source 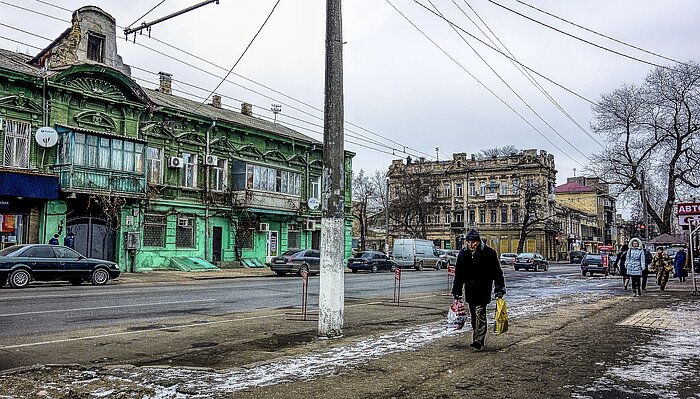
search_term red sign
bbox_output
[394,267,401,281]
[447,265,455,277]
[602,254,609,267]
[678,203,700,215]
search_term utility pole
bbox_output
[318,0,345,337]
[641,169,649,240]
[385,177,389,254]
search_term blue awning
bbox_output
[248,208,299,216]
[0,170,59,199]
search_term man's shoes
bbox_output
[469,341,483,350]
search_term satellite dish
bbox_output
[307,197,320,210]
[35,127,59,148]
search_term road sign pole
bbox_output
[690,223,700,296]
[393,267,401,305]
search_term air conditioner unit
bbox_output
[204,154,218,166]
[177,217,192,227]
[169,156,184,168]
[258,222,269,231]
[305,221,316,231]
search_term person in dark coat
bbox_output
[63,231,75,249]
[452,229,506,350]
[613,244,629,290]
[48,234,59,245]
[674,249,687,282]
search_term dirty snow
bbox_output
[572,300,700,399]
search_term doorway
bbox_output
[212,226,222,262]
[66,216,116,261]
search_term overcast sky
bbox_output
[3,0,700,185]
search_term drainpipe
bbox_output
[204,119,215,262]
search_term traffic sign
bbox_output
[678,203,700,226]
[447,265,455,277]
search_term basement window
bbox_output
[87,32,105,63]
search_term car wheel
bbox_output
[534,263,539,272]
[582,270,587,277]
[415,261,423,271]
[9,269,31,288]
[371,264,378,273]
[589,271,594,277]
[70,279,83,286]
[351,269,359,274]
[91,268,110,285]
[500,260,506,265]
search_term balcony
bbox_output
[232,189,301,213]
[450,221,465,230]
[55,165,146,197]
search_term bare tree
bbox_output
[516,181,553,254]
[352,169,375,251]
[588,62,700,234]
[478,145,519,159]
[388,166,440,239]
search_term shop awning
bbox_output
[248,207,299,216]
[0,170,59,199]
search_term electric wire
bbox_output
[426,0,591,160]
[193,0,281,112]
[386,0,583,166]
[16,0,438,161]
[515,0,689,67]
[127,0,167,29]
[456,0,604,148]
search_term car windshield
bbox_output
[356,252,375,259]
[502,253,516,257]
[0,245,27,257]
[281,249,301,256]
[585,254,602,260]
[519,253,535,258]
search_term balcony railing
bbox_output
[450,221,465,230]
[232,189,301,212]
[55,165,146,197]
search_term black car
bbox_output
[514,252,549,271]
[267,249,320,276]
[0,244,121,288]
[569,250,586,264]
[580,254,607,276]
[347,250,397,273]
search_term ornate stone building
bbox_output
[387,149,558,259]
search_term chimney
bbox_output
[241,102,253,116]
[158,72,172,95]
[211,94,222,108]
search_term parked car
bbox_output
[499,253,517,266]
[514,252,549,271]
[268,249,320,276]
[580,253,607,276]
[436,249,457,269]
[0,244,121,289]
[392,239,441,271]
[569,250,586,264]
[347,250,397,273]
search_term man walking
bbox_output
[452,229,506,350]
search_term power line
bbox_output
[386,0,583,166]
[126,0,167,29]
[426,0,591,160]
[455,0,604,148]
[515,0,689,67]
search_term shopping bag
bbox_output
[447,299,467,329]
[494,297,508,335]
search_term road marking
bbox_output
[0,294,443,350]
[0,299,216,317]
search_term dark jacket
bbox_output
[48,237,59,245]
[451,242,505,305]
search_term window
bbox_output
[182,152,197,188]
[511,178,520,195]
[445,212,451,224]
[144,214,166,247]
[479,209,486,224]
[501,207,508,224]
[52,246,80,259]
[443,183,451,198]
[426,214,433,224]
[479,182,486,196]
[455,183,463,197]
[468,181,476,196]
[212,158,227,192]
[147,147,163,184]
[468,210,475,225]
[25,246,55,258]
[87,32,105,62]
[238,229,253,249]
[490,209,497,223]
[175,216,195,248]
[512,208,520,224]
[3,119,30,168]
[288,224,301,249]
[66,132,144,173]
[455,211,463,223]
[434,212,440,224]
[310,175,321,199]
[500,181,508,195]
[242,162,301,195]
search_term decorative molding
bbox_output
[64,77,126,102]
[73,110,117,132]
[0,94,43,114]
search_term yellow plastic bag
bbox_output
[494,297,508,335]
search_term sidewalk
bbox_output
[114,267,277,283]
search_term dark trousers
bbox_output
[631,275,642,292]
[468,302,488,345]
[641,273,648,289]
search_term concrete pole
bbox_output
[318,0,345,337]
[385,177,389,254]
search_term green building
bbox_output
[0,6,353,271]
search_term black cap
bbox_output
[464,229,481,242]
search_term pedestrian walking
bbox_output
[674,249,687,282]
[63,231,75,249]
[48,234,59,245]
[651,246,673,291]
[613,244,629,290]
[625,238,646,297]
[641,246,652,290]
[452,229,506,350]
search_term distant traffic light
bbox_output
[639,223,646,238]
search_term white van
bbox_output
[392,239,440,271]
